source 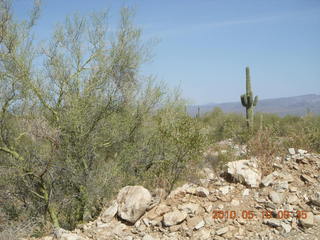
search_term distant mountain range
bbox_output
[188,94,320,117]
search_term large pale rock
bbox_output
[117,186,152,223]
[226,159,261,188]
[163,210,187,226]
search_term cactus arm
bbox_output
[241,94,247,107]
[253,96,258,107]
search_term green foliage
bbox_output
[201,107,320,153]
[240,67,258,129]
[0,1,207,235]
[202,107,248,143]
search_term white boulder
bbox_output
[226,159,261,188]
[117,186,152,223]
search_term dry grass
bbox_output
[246,128,284,176]
[0,218,43,240]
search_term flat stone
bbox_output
[169,225,180,232]
[142,234,154,240]
[314,215,320,224]
[289,186,297,192]
[269,191,284,204]
[187,216,204,230]
[111,222,127,237]
[261,173,274,187]
[263,219,281,228]
[310,192,320,207]
[288,148,295,155]
[195,187,209,197]
[299,212,314,228]
[195,220,205,230]
[273,162,282,169]
[163,210,187,227]
[146,204,171,220]
[178,203,200,215]
[192,228,211,240]
[273,181,289,192]
[298,149,307,155]
[264,201,277,209]
[287,194,298,204]
[231,199,240,206]
[216,226,229,236]
[219,186,234,195]
[301,174,316,184]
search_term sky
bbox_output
[13,0,320,105]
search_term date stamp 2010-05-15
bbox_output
[212,210,308,220]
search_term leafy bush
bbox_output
[0,1,207,235]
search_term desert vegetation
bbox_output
[201,107,320,174]
[0,1,207,236]
[1,1,319,239]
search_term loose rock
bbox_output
[226,159,261,188]
[163,210,187,227]
[117,186,152,223]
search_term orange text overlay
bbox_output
[212,210,308,220]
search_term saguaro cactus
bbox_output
[240,67,258,129]
[196,106,200,118]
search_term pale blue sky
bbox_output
[14,0,320,104]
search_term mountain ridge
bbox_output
[189,94,320,117]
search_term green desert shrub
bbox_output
[0,1,207,235]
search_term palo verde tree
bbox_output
[240,67,258,129]
[0,0,207,232]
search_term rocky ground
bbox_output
[28,146,320,240]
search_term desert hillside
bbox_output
[23,144,320,240]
